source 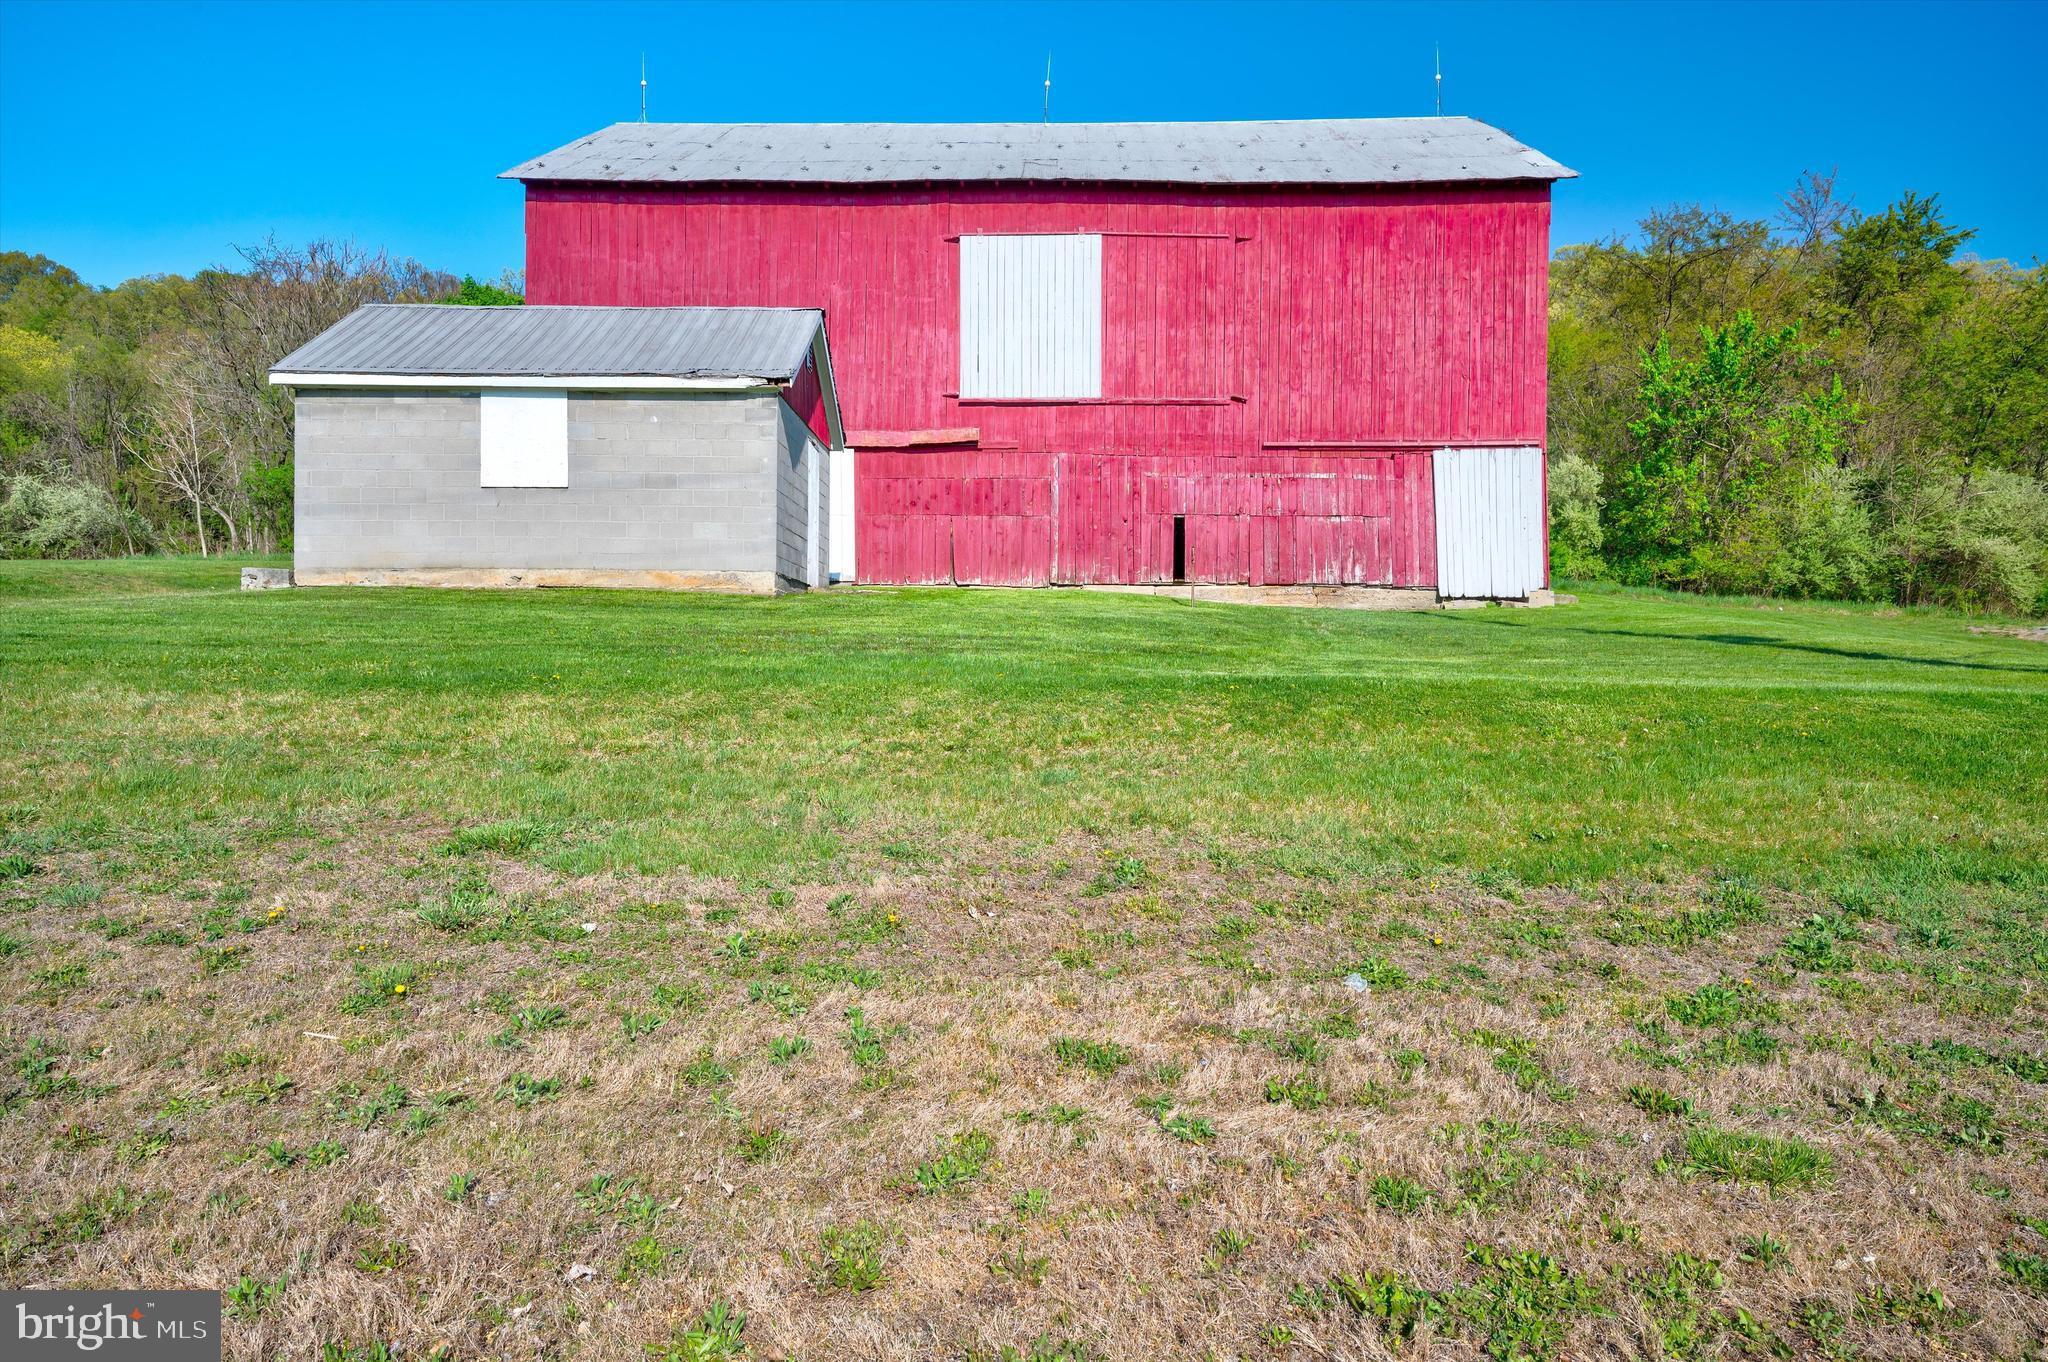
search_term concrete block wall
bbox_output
[773,398,829,591]
[294,390,800,589]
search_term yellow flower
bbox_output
[393,984,407,994]
[886,912,901,926]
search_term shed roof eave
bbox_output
[267,372,785,391]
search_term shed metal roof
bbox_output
[271,304,826,380]
[501,117,1574,187]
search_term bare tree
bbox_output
[1777,169,1854,253]
[172,239,457,551]
[140,354,240,555]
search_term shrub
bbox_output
[0,471,133,558]
[1547,451,1606,579]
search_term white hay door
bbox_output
[1432,447,1547,599]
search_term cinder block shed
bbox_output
[270,304,843,593]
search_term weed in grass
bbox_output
[500,1073,562,1108]
[988,1249,1051,1286]
[914,1128,995,1193]
[439,820,549,857]
[814,1220,889,1292]
[338,1199,380,1228]
[1738,1233,1787,1267]
[0,852,38,879]
[1209,1227,1252,1265]
[681,1047,735,1088]
[2001,1250,2048,1292]
[1264,1072,1329,1111]
[345,1082,410,1128]
[1013,1188,1050,1215]
[649,1302,747,1361]
[1259,1029,1326,1063]
[225,1271,287,1320]
[1084,855,1150,896]
[442,1172,479,1203]
[1050,1036,1132,1077]
[965,1336,1102,1362]
[1,1186,147,1273]
[1393,1048,1427,1081]
[33,960,90,999]
[738,1125,789,1164]
[618,1234,672,1282]
[340,962,421,1014]
[1331,1269,1443,1345]
[1902,1037,2048,1083]
[1782,913,1860,973]
[1681,1127,1831,1192]
[352,1240,410,1274]
[621,1011,664,1042]
[769,1036,811,1064]
[1471,1029,1575,1102]
[1370,1174,1430,1215]
[843,1007,887,1071]
[652,980,706,1014]
[1017,1104,1094,1149]
[1841,1087,2004,1150]
[1633,1252,1727,1359]
[1626,1085,1695,1119]
[1160,1112,1217,1144]
[1350,955,1411,991]
[1666,981,1778,1028]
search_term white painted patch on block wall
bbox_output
[1432,446,1547,599]
[480,389,569,488]
[829,447,856,582]
[959,234,1102,399]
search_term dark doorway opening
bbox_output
[1171,516,1187,584]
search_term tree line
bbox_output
[2,182,2044,612]
[0,243,518,558]
[1549,173,2046,612]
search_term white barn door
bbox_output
[1432,447,1547,599]
[829,447,856,583]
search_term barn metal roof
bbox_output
[271,304,827,380]
[501,117,1575,187]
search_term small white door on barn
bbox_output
[1432,446,1547,599]
[829,447,856,582]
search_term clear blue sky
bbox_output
[2,0,2042,288]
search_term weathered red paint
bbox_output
[857,450,1434,588]
[524,181,1550,586]
[780,350,830,446]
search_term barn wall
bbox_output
[525,180,1549,587]
[526,182,1550,451]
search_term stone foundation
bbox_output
[292,568,786,594]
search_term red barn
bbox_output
[504,117,1574,602]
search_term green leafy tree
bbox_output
[1607,312,1862,594]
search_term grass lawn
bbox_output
[2,557,2045,1360]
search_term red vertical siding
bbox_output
[780,351,830,446]
[525,180,1546,586]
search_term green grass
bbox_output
[2,557,2043,895]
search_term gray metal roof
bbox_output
[501,116,1575,187]
[271,304,825,380]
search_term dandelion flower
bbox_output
[393,984,407,995]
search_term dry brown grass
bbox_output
[4,827,2046,1360]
